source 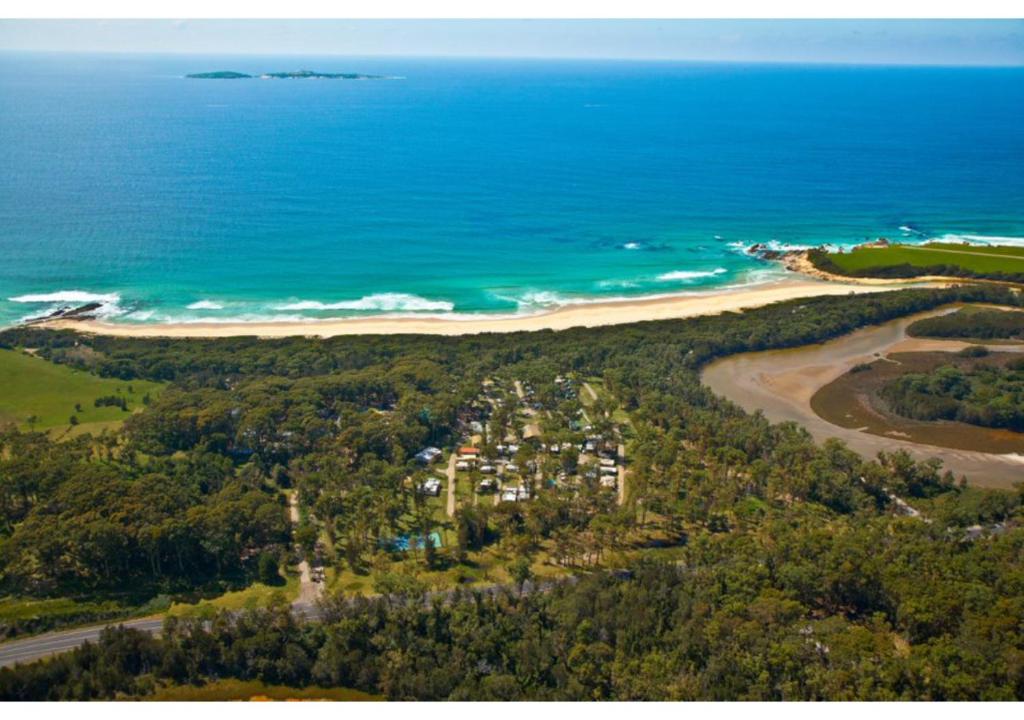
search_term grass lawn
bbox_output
[0,596,135,638]
[150,679,380,701]
[584,376,635,437]
[820,242,1024,277]
[325,542,570,598]
[166,573,299,618]
[0,348,164,432]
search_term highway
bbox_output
[0,616,165,668]
[0,574,597,669]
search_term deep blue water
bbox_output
[1,53,1022,325]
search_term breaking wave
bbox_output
[8,289,125,321]
[926,233,1024,248]
[657,268,728,282]
[596,279,641,289]
[9,290,121,305]
[186,300,225,310]
[273,293,455,313]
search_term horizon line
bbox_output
[1,48,1022,69]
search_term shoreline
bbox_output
[30,276,943,339]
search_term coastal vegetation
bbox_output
[811,350,1024,455]
[880,360,1024,432]
[807,242,1024,283]
[148,679,380,701]
[1,283,1023,699]
[908,306,1024,341]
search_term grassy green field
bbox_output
[166,573,300,618]
[817,242,1024,278]
[150,679,381,701]
[0,348,164,432]
[0,596,141,639]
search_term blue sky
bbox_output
[0,19,1021,66]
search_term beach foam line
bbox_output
[273,293,455,313]
[9,289,127,322]
[927,233,1024,247]
[9,290,121,304]
[596,279,641,289]
[186,300,225,310]
[657,268,728,282]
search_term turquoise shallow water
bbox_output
[1,53,1022,326]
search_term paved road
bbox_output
[2,494,329,668]
[0,616,165,668]
[0,569,622,669]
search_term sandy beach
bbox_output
[35,277,937,339]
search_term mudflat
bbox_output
[812,351,1024,455]
[701,306,1024,488]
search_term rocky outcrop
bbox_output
[22,302,102,325]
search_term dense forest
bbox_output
[4,527,1024,702]
[1,283,1023,700]
[908,307,1024,340]
[880,358,1024,431]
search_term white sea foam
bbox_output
[9,290,121,305]
[514,291,568,307]
[656,268,728,282]
[622,242,642,250]
[124,309,156,321]
[9,289,126,322]
[596,279,641,289]
[186,300,225,310]
[730,239,855,256]
[273,293,454,313]
[926,233,1024,248]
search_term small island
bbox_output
[186,69,384,80]
[185,71,253,79]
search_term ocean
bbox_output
[1,53,1022,326]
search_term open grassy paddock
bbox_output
[817,242,1024,279]
[0,348,164,433]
